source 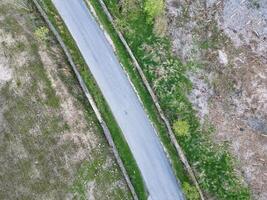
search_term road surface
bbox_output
[52,0,184,199]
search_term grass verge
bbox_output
[37,0,147,199]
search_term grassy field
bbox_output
[0,1,131,199]
[86,0,250,199]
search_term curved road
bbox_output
[52,0,184,199]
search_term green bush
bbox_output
[144,0,164,23]
[173,120,190,137]
[34,26,49,42]
[182,182,199,200]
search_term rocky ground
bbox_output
[0,0,130,199]
[166,0,267,199]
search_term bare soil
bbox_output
[166,0,267,199]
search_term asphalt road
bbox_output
[52,0,184,199]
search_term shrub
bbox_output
[144,0,164,23]
[173,120,190,137]
[182,182,200,200]
[34,26,49,42]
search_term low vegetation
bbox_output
[182,182,200,200]
[91,0,250,199]
[144,0,164,23]
[173,120,190,137]
[34,26,49,42]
